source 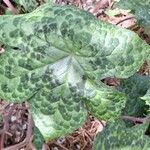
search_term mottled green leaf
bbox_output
[30,85,87,140]
[33,126,45,150]
[94,120,150,150]
[85,81,126,121]
[118,74,150,117]
[0,4,150,140]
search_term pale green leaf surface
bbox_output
[30,85,87,140]
[94,120,150,150]
[85,81,126,121]
[0,4,150,139]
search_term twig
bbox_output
[116,16,135,25]
[3,0,18,14]
[122,116,150,123]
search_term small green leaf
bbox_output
[94,120,150,150]
[141,89,150,114]
[118,74,150,117]
[141,89,150,106]
[33,127,45,150]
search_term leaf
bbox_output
[94,120,150,150]
[0,4,150,140]
[33,126,45,150]
[115,0,145,10]
[142,89,150,106]
[118,74,150,117]
[30,85,87,140]
[115,0,150,34]
[13,0,39,12]
[141,89,150,114]
[13,0,55,12]
[85,81,127,121]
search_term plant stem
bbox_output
[116,16,135,25]
[3,0,17,14]
[122,116,150,123]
